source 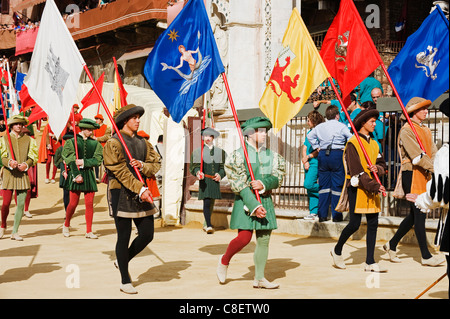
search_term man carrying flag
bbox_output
[259,7,330,133]
[143,0,224,123]
[387,5,449,104]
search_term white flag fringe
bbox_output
[24,0,85,138]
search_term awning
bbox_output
[68,0,167,41]
[117,47,153,62]
[12,0,46,12]
[15,27,39,56]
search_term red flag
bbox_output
[320,0,382,101]
[113,57,127,108]
[18,84,38,112]
[80,72,105,113]
[27,105,48,123]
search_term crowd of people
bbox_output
[0,86,448,295]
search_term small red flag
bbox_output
[28,105,48,123]
[320,0,382,101]
[18,84,38,112]
[80,72,105,113]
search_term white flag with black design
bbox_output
[24,0,85,138]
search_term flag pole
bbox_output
[82,64,154,204]
[352,3,426,154]
[71,109,79,162]
[379,63,426,153]
[200,100,206,174]
[0,92,15,161]
[221,72,261,203]
[328,78,386,197]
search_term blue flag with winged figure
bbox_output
[387,5,449,104]
[144,0,224,123]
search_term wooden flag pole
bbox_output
[328,78,386,197]
[414,273,447,299]
[0,92,15,161]
[200,105,206,174]
[71,109,79,161]
[379,63,427,153]
[83,64,154,204]
[221,72,261,203]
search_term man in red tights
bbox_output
[61,118,103,238]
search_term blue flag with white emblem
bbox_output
[387,5,449,104]
[143,0,224,123]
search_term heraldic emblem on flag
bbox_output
[144,0,224,123]
[387,5,449,103]
[259,8,330,134]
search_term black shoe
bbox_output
[332,216,343,222]
[319,217,328,222]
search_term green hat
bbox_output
[78,118,100,130]
[241,116,272,135]
[113,104,145,129]
[201,127,220,138]
[8,115,28,126]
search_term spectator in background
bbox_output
[302,110,325,221]
[355,74,383,104]
[307,105,353,222]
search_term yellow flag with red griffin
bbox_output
[259,8,330,133]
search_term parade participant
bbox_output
[189,127,226,233]
[307,105,353,222]
[216,116,285,289]
[93,114,111,146]
[93,113,111,181]
[384,97,444,266]
[61,118,103,239]
[332,109,387,272]
[38,124,60,184]
[406,100,449,296]
[0,115,38,240]
[53,131,75,211]
[137,130,161,201]
[103,104,160,294]
[302,110,325,220]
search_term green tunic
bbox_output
[190,145,226,200]
[224,142,285,230]
[0,133,38,190]
[62,135,103,192]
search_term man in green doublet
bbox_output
[216,117,286,289]
[190,127,226,234]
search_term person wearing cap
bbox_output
[307,104,353,222]
[384,97,444,267]
[62,118,103,239]
[406,98,449,296]
[103,104,161,294]
[93,113,111,181]
[189,127,226,234]
[0,115,38,240]
[217,116,286,289]
[38,123,60,184]
[93,114,111,146]
[332,109,387,272]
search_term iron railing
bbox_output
[269,109,448,219]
